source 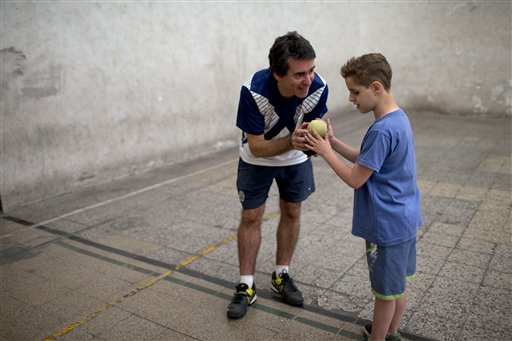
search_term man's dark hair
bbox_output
[268,31,316,77]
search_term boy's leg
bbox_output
[371,298,396,341]
[388,290,408,334]
[366,239,415,338]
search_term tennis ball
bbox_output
[307,119,327,138]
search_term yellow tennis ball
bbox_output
[307,119,327,138]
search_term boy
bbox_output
[305,53,422,341]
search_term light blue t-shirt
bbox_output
[352,109,423,246]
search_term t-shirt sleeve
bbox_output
[304,84,329,123]
[236,86,264,135]
[356,130,390,172]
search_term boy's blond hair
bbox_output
[340,53,392,91]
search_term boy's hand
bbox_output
[326,118,335,143]
[305,128,333,158]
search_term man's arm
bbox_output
[246,123,310,157]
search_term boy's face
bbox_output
[345,76,377,114]
[275,58,315,99]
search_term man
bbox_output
[227,31,329,318]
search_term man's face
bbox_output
[345,76,377,114]
[274,58,315,99]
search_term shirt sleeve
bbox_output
[356,129,390,172]
[236,86,265,135]
[304,84,329,122]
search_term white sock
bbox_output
[275,265,289,275]
[240,275,254,288]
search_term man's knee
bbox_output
[280,201,301,219]
[241,206,265,227]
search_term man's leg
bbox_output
[276,200,301,265]
[271,199,304,306]
[227,204,265,318]
[238,204,265,275]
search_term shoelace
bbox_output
[231,292,247,304]
[231,284,250,303]
[280,273,298,292]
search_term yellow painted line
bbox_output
[264,210,279,221]
[43,270,173,341]
[43,210,279,340]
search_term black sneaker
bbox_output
[271,271,304,306]
[363,324,401,341]
[226,283,257,318]
[363,323,371,336]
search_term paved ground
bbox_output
[1,111,511,341]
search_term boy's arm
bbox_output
[322,152,373,189]
[329,137,359,164]
[305,128,372,189]
[325,119,359,163]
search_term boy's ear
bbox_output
[371,81,383,94]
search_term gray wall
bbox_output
[1,2,511,211]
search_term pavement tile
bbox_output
[489,243,512,273]
[482,269,511,290]
[455,185,489,202]
[311,287,369,315]
[448,248,493,268]
[117,286,198,329]
[79,306,132,335]
[426,222,466,237]
[437,261,486,284]
[330,274,373,300]
[187,306,278,341]
[406,310,464,341]
[152,329,198,340]
[295,264,343,288]
[95,314,167,341]
[2,303,68,341]
[429,182,462,198]
[420,230,460,248]
[1,111,510,341]
[457,237,496,254]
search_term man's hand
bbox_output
[291,122,310,151]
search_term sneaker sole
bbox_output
[271,285,303,306]
[226,295,257,319]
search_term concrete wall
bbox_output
[1,1,510,211]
